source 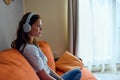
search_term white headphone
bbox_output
[23,13,35,32]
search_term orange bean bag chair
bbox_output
[0,41,96,80]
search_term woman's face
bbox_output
[28,19,42,37]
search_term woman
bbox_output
[11,12,81,80]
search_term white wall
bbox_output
[24,0,68,58]
[0,0,23,50]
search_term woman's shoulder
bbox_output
[24,43,38,52]
[25,43,37,49]
[21,43,40,55]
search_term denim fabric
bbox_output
[61,68,81,80]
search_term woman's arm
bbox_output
[37,69,56,80]
[49,67,63,80]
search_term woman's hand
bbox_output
[49,67,63,80]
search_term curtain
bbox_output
[76,0,120,72]
[68,0,79,55]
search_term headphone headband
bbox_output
[25,13,35,24]
[23,13,35,32]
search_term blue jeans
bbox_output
[61,68,81,80]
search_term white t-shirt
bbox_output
[21,43,50,74]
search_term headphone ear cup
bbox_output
[23,23,31,32]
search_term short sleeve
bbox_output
[22,44,45,72]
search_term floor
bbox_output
[93,72,120,80]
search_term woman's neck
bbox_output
[28,34,34,44]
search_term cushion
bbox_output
[55,51,84,72]
[38,41,56,71]
[55,51,97,80]
[81,68,97,80]
[0,49,39,80]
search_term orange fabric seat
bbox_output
[0,41,96,80]
[0,49,39,80]
[0,41,56,80]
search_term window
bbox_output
[77,0,120,72]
